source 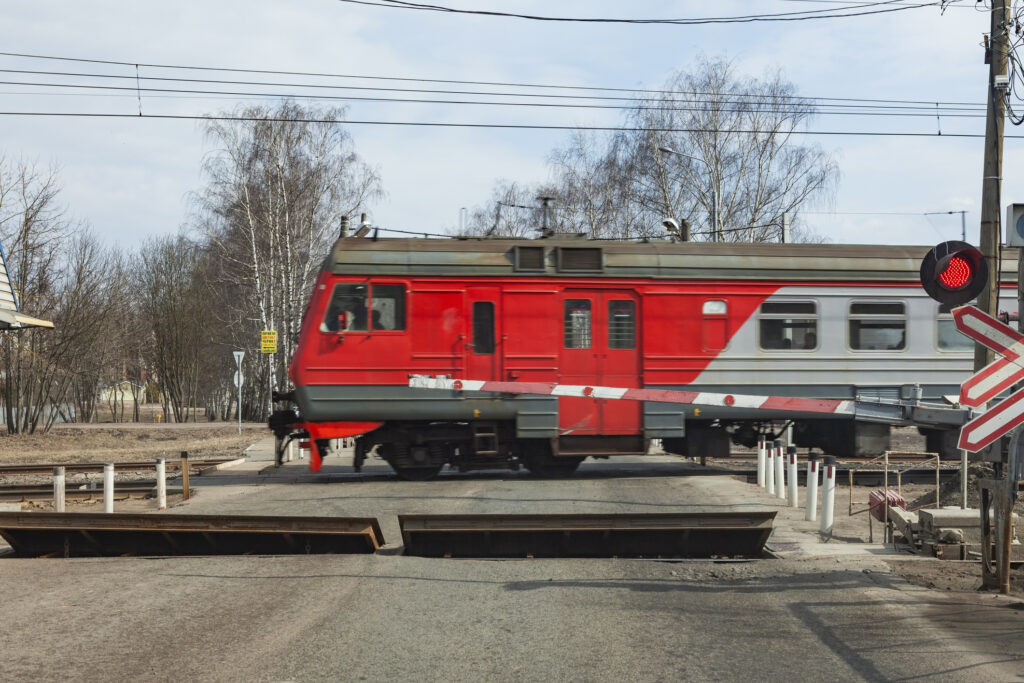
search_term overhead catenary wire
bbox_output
[336,0,954,24]
[0,74,989,118]
[1,110,1022,138]
[0,52,988,110]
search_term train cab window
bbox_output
[321,283,405,333]
[564,299,592,349]
[759,301,818,350]
[937,314,971,351]
[608,300,636,349]
[849,302,905,350]
[370,284,406,331]
[322,283,368,332]
[472,302,495,354]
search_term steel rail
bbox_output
[0,458,238,476]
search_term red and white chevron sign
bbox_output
[408,375,856,417]
[954,305,1024,451]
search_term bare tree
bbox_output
[194,102,384,419]
[0,158,123,432]
[540,57,838,242]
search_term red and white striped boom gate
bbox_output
[408,375,856,418]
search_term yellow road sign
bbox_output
[261,330,278,354]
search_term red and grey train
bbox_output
[272,236,1011,479]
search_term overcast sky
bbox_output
[2,0,1018,247]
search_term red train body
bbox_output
[273,237,999,478]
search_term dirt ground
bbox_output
[0,423,266,465]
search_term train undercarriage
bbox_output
[279,417,963,481]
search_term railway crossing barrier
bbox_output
[156,459,167,510]
[805,452,820,522]
[774,440,786,501]
[757,438,767,488]
[103,464,114,514]
[787,446,799,508]
[821,456,837,536]
[52,467,64,513]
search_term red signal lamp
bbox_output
[920,240,988,306]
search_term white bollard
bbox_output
[787,446,799,508]
[774,440,786,500]
[820,455,836,536]
[53,466,65,513]
[103,463,114,514]
[765,441,776,495]
[156,458,167,510]
[756,438,767,488]
[805,452,820,522]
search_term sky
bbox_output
[0,0,1019,247]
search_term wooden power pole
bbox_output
[977,0,1013,593]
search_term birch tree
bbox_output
[195,102,383,419]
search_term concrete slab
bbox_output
[919,507,1020,532]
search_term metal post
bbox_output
[781,212,791,243]
[180,451,190,501]
[821,456,836,537]
[53,466,65,513]
[961,449,968,510]
[805,452,819,522]
[156,458,167,510]
[787,446,799,508]
[774,440,786,501]
[765,442,776,495]
[756,438,766,488]
[268,354,273,419]
[103,463,114,513]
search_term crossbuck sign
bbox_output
[954,305,1024,451]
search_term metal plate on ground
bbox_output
[0,512,385,557]
[398,512,776,559]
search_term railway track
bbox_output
[0,483,182,502]
[0,457,240,477]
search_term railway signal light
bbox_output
[919,240,988,306]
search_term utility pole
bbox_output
[977,0,1013,594]
[977,0,1009,373]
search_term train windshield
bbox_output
[321,283,406,332]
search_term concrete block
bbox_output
[918,507,1020,534]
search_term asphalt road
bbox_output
[1,451,1022,682]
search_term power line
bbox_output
[0,51,986,109]
[336,0,947,24]
[1,110,1021,138]
[0,76,988,119]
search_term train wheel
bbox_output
[393,465,443,481]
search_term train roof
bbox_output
[326,237,1018,283]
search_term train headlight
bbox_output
[920,240,988,306]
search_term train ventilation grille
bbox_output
[514,245,546,271]
[557,247,603,272]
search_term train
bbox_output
[270,235,1014,479]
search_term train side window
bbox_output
[371,284,406,330]
[322,283,368,332]
[849,301,905,350]
[936,314,971,351]
[564,299,592,349]
[759,301,817,350]
[472,302,495,354]
[608,300,636,349]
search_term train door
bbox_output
[559,290,641,435]
[464,286,501,380]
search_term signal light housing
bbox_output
[919,240,988,306]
